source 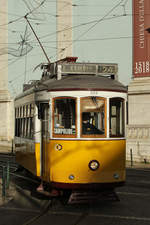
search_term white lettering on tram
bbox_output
[54,128,73,134]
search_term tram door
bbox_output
[38,103,50,180]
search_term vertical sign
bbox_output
[133,0,150,77]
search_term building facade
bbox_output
[127,0,150,162]
[0,0,14,151]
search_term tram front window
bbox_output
[53,98,76,136]
[81,97,105,136]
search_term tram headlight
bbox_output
[69,174,75,180]
[113,173,119,179]
[89,160,99,171]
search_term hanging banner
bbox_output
[133,0,150,77]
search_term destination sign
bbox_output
[61,64,96,74]
[60,63,117,75]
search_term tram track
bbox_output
[2,207,150,224]
[1,186,150,225]
[21,200,52,225]
[89,213,150,222]
[46,211,150,223]
[117,191,150,197]
[1,154,150,225]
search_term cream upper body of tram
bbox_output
[15,58,127,190]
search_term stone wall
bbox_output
[127,77,150,163]
[126,125,150,163]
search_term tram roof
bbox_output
[15,75,127,101]
[43,75,127,93]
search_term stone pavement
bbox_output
[0,161,149,208]
[1,167,150,225]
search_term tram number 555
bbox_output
[90,91,98,95]
[134,61,150,74]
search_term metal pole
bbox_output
[11,139,14,154]
[6,161,10,189]
[130,148,133,167]
[2,166,6,198]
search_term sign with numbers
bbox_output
[133,0,150,77]
[60,63,117,76]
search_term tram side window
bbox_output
[81,97,105,136]
[109,98,125,137]
[53,98,76,136]
[15,105,34,139]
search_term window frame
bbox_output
[52,97,77,138]
[80,97,107,138]
[109,97,125,138]
[15,104,34,140]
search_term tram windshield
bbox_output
[81,97,105,136]
[53,97,76,136]
[110,98,125,137]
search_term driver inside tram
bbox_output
[82,112,104,135]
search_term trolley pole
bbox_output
[24,15,50,64]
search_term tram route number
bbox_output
[98,65,116,74]
[134,61,150,74]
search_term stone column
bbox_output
[0,0,14,151]
[56,0,72,60]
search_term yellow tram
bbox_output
[14,57,127,194]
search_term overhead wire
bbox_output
[32,13,131,42]
[0,16,25,27]
[9,67,34,83]
[29,35,132,44]
[7,1,130,51]
[0,56,23,73]
[25,0,47,17]
[3,0,130,42]
[4,0,47,95]
[0,0,47,27]
[8,1,131,60]
[72,0,127,39]
[23,0,47,21]
[0,0,47,61]
[7,0,131,95]
[54,0,128,58]
[0,10,23,18]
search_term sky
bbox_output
[5,0,132,97]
